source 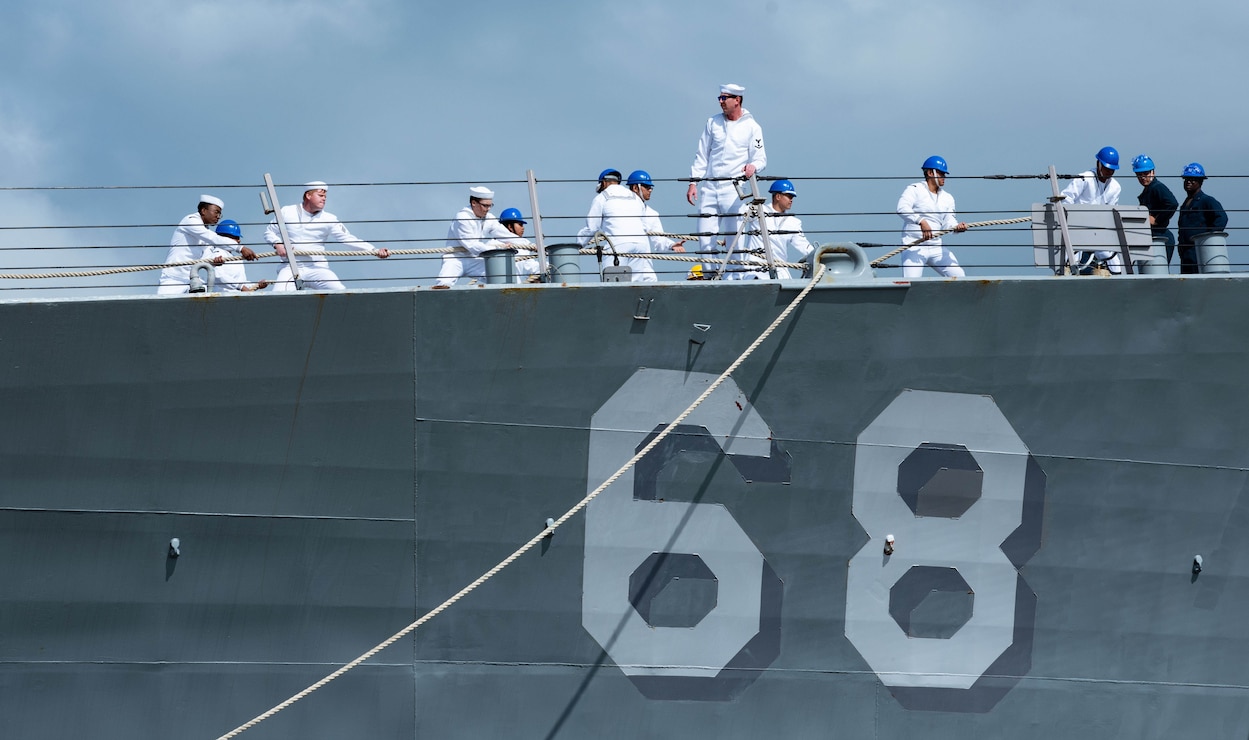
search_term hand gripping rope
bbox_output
[868,217,1031,267]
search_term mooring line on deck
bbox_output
[212,263,828,739]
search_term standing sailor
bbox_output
[265,182,389,291]
[896,156,968,278]
[626,170,686,281]
[436,186,514,288]
[159,194,255,294]
[687,84,767,268]
[1131,154,1179,267]
[1176,162,1229,275]
[578,168,652,282]
[733,179,813,280]
[1060,146,1122,274]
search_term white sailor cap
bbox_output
[199,194,224,209]
[469,186,495,200]
[720,83,745,96]
[303,181,328,193]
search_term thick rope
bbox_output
[0,245,537,281]
[213,262,828,739]
[869,217,1031,267]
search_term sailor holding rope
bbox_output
[158,194,256,294]
[435,186,514,288]
[265,182,389,291]
[896,156,968,277]
[733,179,813,280]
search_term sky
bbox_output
[1,0,1246,296]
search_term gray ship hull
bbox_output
[2,276,1248,738]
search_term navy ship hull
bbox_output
[2,276,1248,738]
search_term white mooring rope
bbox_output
[213,262,828,739]
[869,217,1031,267]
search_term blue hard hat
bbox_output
[769,179,797,195]
[921,155,949,174]
[626,170,653,187]
[215,219,242,239]
[1096,146,1120,170]
[498,207,526,224]
[1182,162,1207,179]
[1131,155,1155,173]
[597,168,622,183]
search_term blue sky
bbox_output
[1,0,1246,294]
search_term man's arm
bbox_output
[746,120,766,176]
[449,216,501,257]
[1208,195,1229,231]
[578,196,606,247]
[688,119,712,205]
[1156,185,1179,227]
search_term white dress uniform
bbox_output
[438,208,514,287]
[639,204,683,281]
[578,183,654,282]
[690,108,766,263]
[264,205,380,291]
[158,206,240,294]
[897,182,965,278]
[200,244,262,292]
[729,203,814,280]
[1061,170,1123,273]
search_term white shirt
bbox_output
[897,182,960,246]
[577,184,648,252]
[737,202,813,278]
[166,213,240,264]
[445,207,513,257]
[690,110,767,181]
[264,205,376,267]
[1061,170,1121,206]
[642,204,680,252]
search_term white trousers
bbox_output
[273,264,345,291]
[436,253,485,287]
[696,182,740,267]
[902,243,965,278]
[157,265,190,294]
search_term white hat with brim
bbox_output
[199,194,224,209]
[720,83,745,96]
[469,186,495,200]
[303,181,328,193]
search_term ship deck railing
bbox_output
[0,171,1243,299]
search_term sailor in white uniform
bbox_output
[578,169,653,282]
[202,220,269,292]
[159,194,254,294]
[1060,146,1123,273]
[731,179,813,280]
[436,186,514,287]
[265,182,389,291]
[498,207,541,282]
[687,83,767,270]
[626,170,686,282]
[897,155,967,278]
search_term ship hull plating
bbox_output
[2,277,1247,738]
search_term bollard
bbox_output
[1136,237,1169,275]
[546,243,581,284]
[1195,231,1230,274]
[482,247,517,284]
[814,243,871,283]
